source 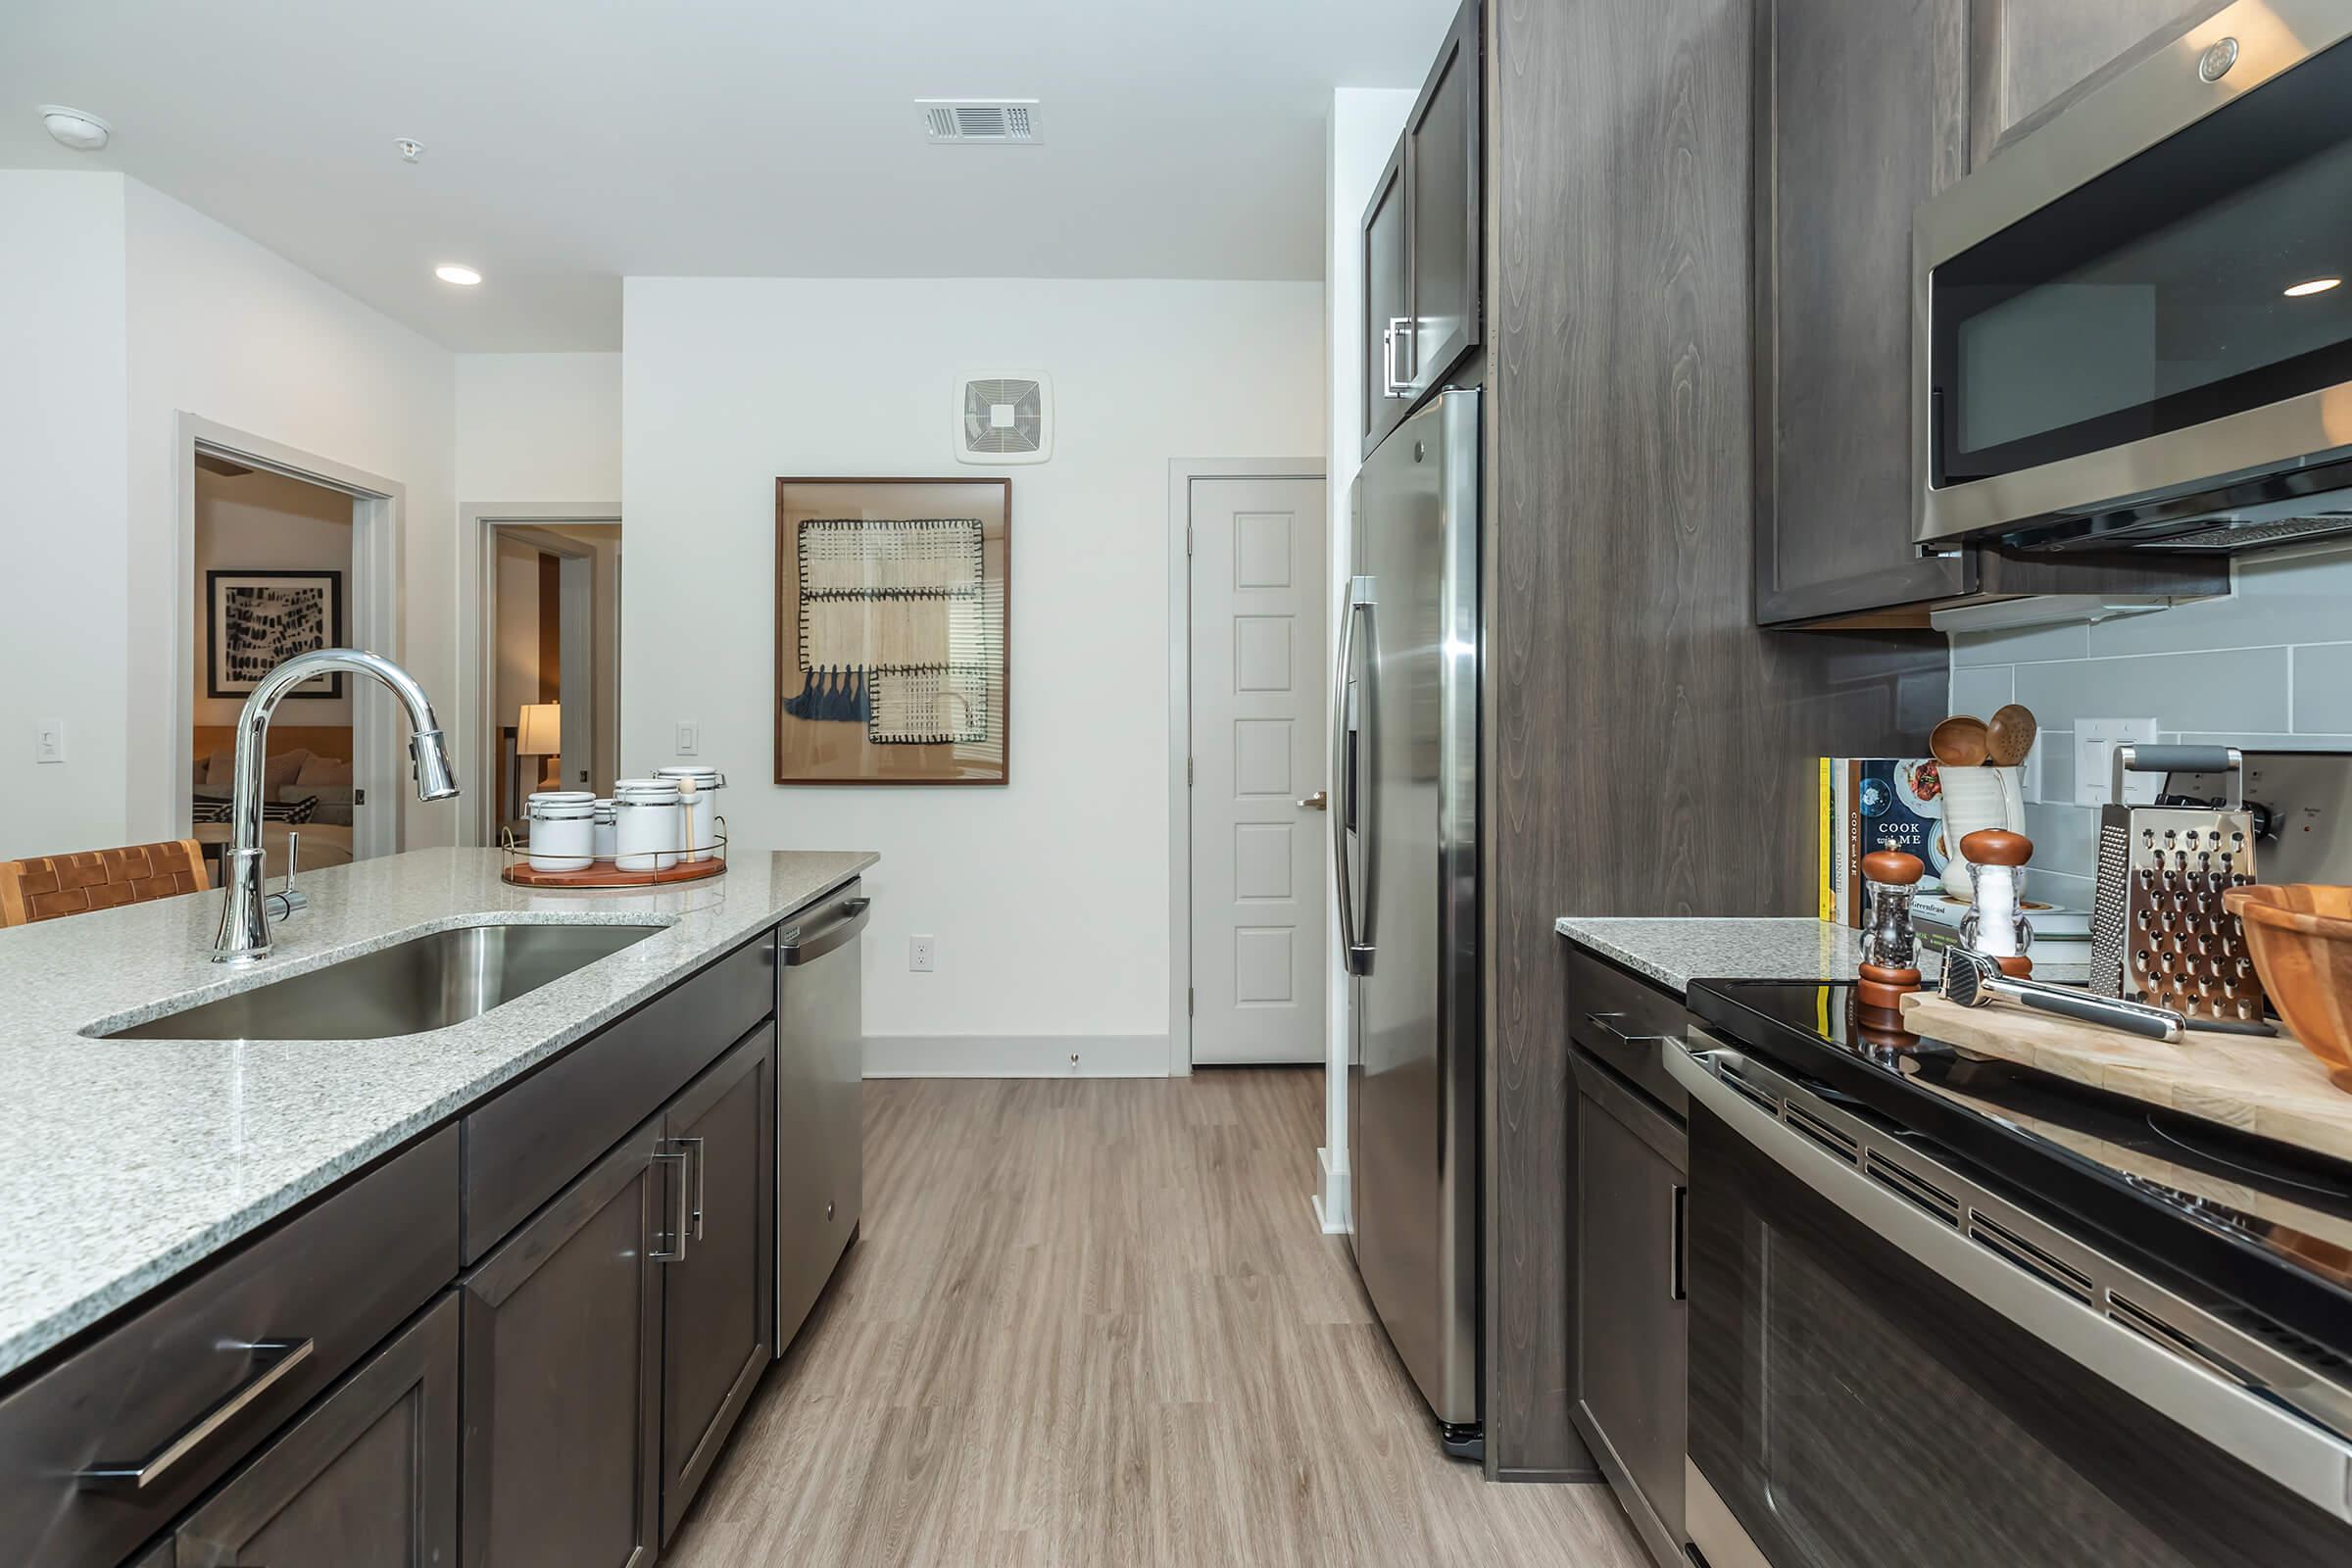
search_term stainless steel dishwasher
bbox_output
[775,879,868,1356]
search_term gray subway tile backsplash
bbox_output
[2012,646,2290,734]
[2292,643,2352,733]
[1945,543,2352,910]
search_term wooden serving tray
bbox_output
[1900,991,2352,1162]
[500,857,726,889]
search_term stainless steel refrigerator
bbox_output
[1334,387,1481,1458]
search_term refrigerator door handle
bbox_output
[1332,574,1376,976]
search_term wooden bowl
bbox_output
[2224,885,2352,1092]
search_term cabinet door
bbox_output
[461,1117,663,1568]
[1754,0,1974,624]
[1969,0,2230,165]
[1404,0,1482,402]
[660,1026,776,1544]
[174,1294,460,1567]
[1573,1061,1689,1565]
[1361,141,1413,460]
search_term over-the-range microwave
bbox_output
[1914,0,2352,555]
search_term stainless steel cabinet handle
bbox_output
[1669,1185,1689,1302]
[1298,790,1329,810]
[1584,1011,1677,1048]
[1382,316,1416,397]
[1665,1039,2352,1525]
[672,1136,708,1241]
[79,1337,315,1492]
[650,1150,691,1262]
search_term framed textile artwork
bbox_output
[206,569,344,700]
[773,477,1009,785]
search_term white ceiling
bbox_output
[1,0,1453,352]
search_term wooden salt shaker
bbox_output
[1961,827,2034,979]
[1857,848,1928,1012]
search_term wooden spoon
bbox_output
[1986,704,2038,767]
[1930,714,1989,768]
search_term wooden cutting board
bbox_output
[1900,991,2352,1163]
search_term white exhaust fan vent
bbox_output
[919,99,1040,143]
[955,371,1053,465]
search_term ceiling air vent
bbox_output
[918,99,1041,144]
[955,371,1053,466]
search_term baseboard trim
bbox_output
[1315,1146,1351,1234]
[862,1033,1171,1078]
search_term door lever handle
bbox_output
[1298,790,1329,810]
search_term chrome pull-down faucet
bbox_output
[215,648,459,962]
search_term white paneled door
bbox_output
[1189,476,1329,1065]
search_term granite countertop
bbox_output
[1555,914,2088,996]
[0,846,875,1379]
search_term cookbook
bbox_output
[1820,758,1950,927]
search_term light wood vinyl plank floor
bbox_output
[664,1068,1647,1568]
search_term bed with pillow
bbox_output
[191,727,357,876]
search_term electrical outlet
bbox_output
[909,935,936,973]
[2075,718,2161,808]
[34,718,64,764]
[675,721,700,756]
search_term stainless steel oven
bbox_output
[1667,1033,2352,1568]
[1913,0,2352,555]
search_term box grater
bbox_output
[2089,745,2264,1026]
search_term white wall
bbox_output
[0,172,129,858]
[1319,89,1417,1224]
[122,178,457,847]
[192,467,355,726]
[623,276,1322,1061]
[455,354,622,503]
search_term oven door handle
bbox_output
[1665,1038,2352,1527]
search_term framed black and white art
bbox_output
[206,569,345,700]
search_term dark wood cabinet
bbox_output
[1753,0,2226,625]
[1967,0,2230,165]
[1359,0,1482,460]
[461,1116,666,1568]
[173,1294,460,1567]
[1573,1050,1690,1568]
[1403,0,1481,397]
[660,1026,777,1544]
[1361,143,1413,458]
[1754,0,1973,624]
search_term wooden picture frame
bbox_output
[206,568,345,700]
[773,476,1010,785]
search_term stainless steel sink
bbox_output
[102,921,665,1041]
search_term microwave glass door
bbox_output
[1931,39,2352,488]
[1685,1085,2351,1568]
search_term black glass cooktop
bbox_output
[1688,979,2352,1364]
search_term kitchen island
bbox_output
[0,845,875,1567]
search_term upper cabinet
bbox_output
[1361,0,1483,460]
[1968,0,2230,163]
[1753,0,2227,625]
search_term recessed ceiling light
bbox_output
[434,264,482,287]
[2284,276,2342,298]
[38,105,110,152]
[395,137,423,163]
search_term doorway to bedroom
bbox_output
[477,519,622,846]
[188,454,379,876]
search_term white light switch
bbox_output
[909,935,936,973]
[675,721,700,756]
[2074,718,2161,807]
[34,718,64,764]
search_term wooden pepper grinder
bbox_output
[1961,827,2034,979]
[1857,848,1928,1013]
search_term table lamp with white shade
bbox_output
[517,703,563,792]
